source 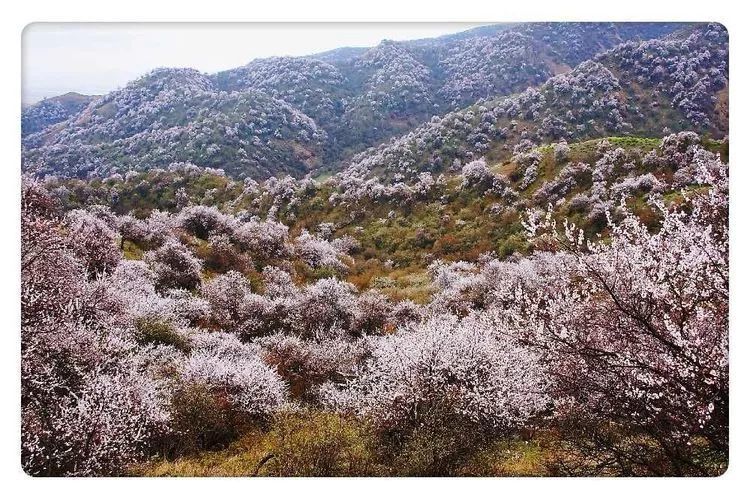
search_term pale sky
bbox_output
[22,23,488,104]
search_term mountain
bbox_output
[21,92,98,136]
[337,23,727,182]
[22,69,326,179]
[217,22,689,161]
[23,22,716,182]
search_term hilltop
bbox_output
[21,91,98,136]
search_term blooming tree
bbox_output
[324,313,550,433]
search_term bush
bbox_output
[324,313,550,447]
[166,382,248,456]
[134,316,191,352]
[204,233,251,273]
[144,238,202,291]
[261,334,370,401]
[262,411,379,476]
[66,209,122,276]
[180,332,287,416]
[176,205,232,240]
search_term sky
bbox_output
[22,23,487,104]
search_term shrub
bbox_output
[167,382,247,455]
[204,233,251,273]
[295,278,356,336]
[180,332,287,416]
[144,238,202,291]
[261,334,370,400]
[134,316,191,352]
[66,209,122,276]
[324,313,550,439]
[351,290,392,335]
[260,411,380,477]
[22,180,171,476]
[176,205,233,240]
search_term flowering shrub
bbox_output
[294,230,351,272]
[181,332,287,416]
[215,56,346,128]
[65,209,122,276]
[324,313,550,433]
[22,24,702,183]
[144,238,203,291]
[176,205,233,239]
[597,23,728,129]
[21,180,172,476]
[231,218,290,261]
[23,359,171,476]
[522,157,728,474]
[261,333,370,400]
[295,278,357,336]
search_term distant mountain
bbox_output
[22,68,327,179]
[24,22,708,181]
[21,92,98,136]
[310,46,369,64]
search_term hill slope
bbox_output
[22,69,326,179]
[21,92,98,136]
[335,23,727,183]
[22,22,700,180]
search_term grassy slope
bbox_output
[133,410,557,477]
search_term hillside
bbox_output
[336,23,727,183]
[21,22,701,180]
[43,131,727,299]
[21,92,98,136]
[22,69,327,179]
[220,22,690,162]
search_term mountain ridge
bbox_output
[23,22,722,182]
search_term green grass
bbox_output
[134,410,383,477]
[122,240,144,260]
[134,317,191,352]
[458,437,550,476]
